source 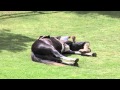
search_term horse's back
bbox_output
[31,37,62,55]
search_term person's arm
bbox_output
[71,36,76,43]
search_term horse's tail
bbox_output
[31,52,65,66]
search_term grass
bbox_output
[0,11,120,79]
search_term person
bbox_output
[56,36,91,53]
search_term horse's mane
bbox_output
[39,35,50,39]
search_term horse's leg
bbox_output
[63,50,82,54]
[31,52,78,66]
[81,52,97,57]
[50,48,79,66]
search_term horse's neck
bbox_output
[50,37,65,52]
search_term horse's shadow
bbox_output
[0,29,35,53]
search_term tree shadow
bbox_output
[0,29,35,53]
[0,11,59,20]
[65,11,120,18]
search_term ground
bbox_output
[0,11,120,79]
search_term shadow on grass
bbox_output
[0,11,59,20]
[0,29,35,53]
[65,11,120,18]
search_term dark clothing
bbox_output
[66,41,87,51]
[71,42,86,51]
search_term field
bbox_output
[0,11,120,79]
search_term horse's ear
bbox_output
[56,36,61,39]
[39,36,43,39]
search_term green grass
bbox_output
[0,11,120,79]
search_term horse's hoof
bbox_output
[75,58,79,63]
[73,62,79,67]
[92,53,97,57]
[73,58,79,67]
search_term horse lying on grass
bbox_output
[31,35,97,67]
[31,35,79,67]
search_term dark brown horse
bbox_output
[31,36,80,67]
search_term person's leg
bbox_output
[79,42,91,53]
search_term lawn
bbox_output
[0,11,120,79]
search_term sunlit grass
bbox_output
[0,11,120,79]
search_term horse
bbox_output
[31,35,80,67]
